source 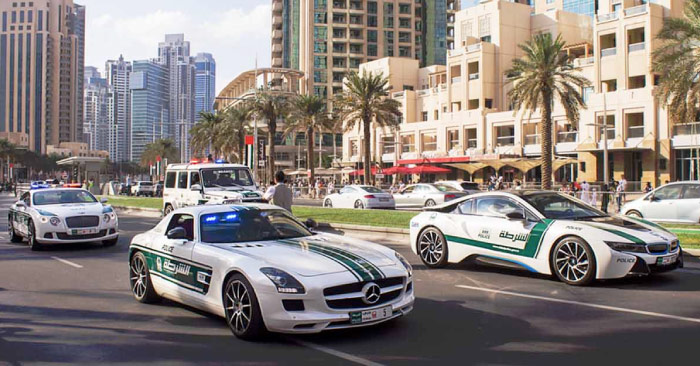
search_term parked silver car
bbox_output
[437,180,481,195]
[393,183,466,208]
[323,185,395,209]
[622,181,700,223]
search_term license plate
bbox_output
[349,305,393,324]
[379,198,389,202]
[657,254,678,266]
[71,228,98,235]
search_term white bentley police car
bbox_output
[9,188,119,250]
[410,191,682,286]
[128,204,414,339]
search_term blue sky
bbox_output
[81,0,480,94]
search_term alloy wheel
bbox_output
[419,230,444,265]
[225,280,252,335]
[130,256,148,299]
[555,240,590,283]
[324,199,332,208]
[354,200,364,209]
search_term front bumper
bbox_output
[258,276,414,334]
[627,248,684,275]
[365,200,395,209]
[35,219,119,244]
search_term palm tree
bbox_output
[335,70,402,184]
[284,94,334,181]
[505,33,590,190]
[252,92,289,180]
[652,0,700,129]
[220,104,253,164]
[140,139,179,168]
[190,111,223,157]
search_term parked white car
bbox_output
[393,183,466,208]
[131,181,155,197]
[437,180,481,195]
[622,181,700,223]
[323,185,395,209]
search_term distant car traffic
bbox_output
[323,185,395,209]
[437,180,481,195]
[131,181,155,197]
[8,188,119,250]
[393,183,466,208]
[622,181,700,223]
[409,191,681,286]
[128,204,414,339]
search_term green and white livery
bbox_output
[128,203,414,340]
[409,191,682,286]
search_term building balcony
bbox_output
[524,134,540,146]
[672,122,700,147]
[272,1,283,13]
[557,131,578,143]
[272,29,283,40]
[451,76,462,84]
[273,14,282,26]
[624,4,648,17]
[272,44,283,53]
[468,73,479,81]
[597,11,619,23]
[601,48,616,57]
[573,57,594,67]
[628,42,645,53]
[392,91,405,99]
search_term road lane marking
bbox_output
[456,284,700,324]
[293,340,385,366]
[51,256,83,269]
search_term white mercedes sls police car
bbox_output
[8,188,119,250]
[409,191,682,286]
[128,204,414,339]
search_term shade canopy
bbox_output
[383,166,411,175]
[404,164,451,174]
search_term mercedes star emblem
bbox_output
[362,282,381,305]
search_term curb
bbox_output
[685,248,700,257]
[316,222,410,235]
[113,206,161,218]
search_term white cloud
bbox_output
[85,4,272,94]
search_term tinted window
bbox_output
[341,187,356,194]
[458,199,473,214]
[361,186,383,193]
[434,184,455,192]
[402,186,415,194]
[166,214,194,241]
[460,182,479,190]
[200,209,311,243]
[682,184,700,199]
[190,172,201,187]
[201,168,254,188]
[165,172,176,188]
[655,185,682,200]
[21,192,30,205]
[475,197,522,217]
[177,172,188,189]
[523,193,604,219]
[33,190,97,206]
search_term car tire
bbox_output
[626,210,642,218]
[223,274,266,340]
[8,216,23,243]
[424,199,436,207]
[103,237,118,247]
[129,252,161,303]
[27,220,42,251]
[354,200,365,209]
[551,236,596,286]
[417,227,449,268]
[163,204,174,216]
[324,199,333,208]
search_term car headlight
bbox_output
[260,267,305,294]
[49,217,61,226]
[37,209,56,217]
[102,206,114,214]
[395,252,413,277]
[103,213,111,223]
[605,241,647,253]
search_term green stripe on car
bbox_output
[446,219,554,259]
[585,223,646,244]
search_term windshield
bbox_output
[434,184,456,192]
[361,186,384,193]
[201,168,254,188]
[460,182,479,190]
[522,192,606,219]
[33,190,97,206]
[200,209,312,243]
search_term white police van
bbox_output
[162,160,263,215]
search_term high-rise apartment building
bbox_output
[129,59,169,163]
[158,34,196,162]
[0,0,85,153]
[194,52,216,118]
[271,0,460,100]
[105,55,131,162]
[83,69,111,152]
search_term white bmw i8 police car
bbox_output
[8,188,119,250]
[410,191,682,286]
[128,204,414,339]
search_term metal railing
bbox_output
[557,131,578,143]
[574,57,594,67]
[496,136,515,146]
[524,134,540,145]
[601,47,617,57]
[451,77,462,83]
[597,12,619,22]
[468,73,479,80]
[674,122,700,135]
[624,4,647,16]
[628,42,645,52]
[467,139,478,148]
[627,125,645,138]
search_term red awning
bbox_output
[403,164,451,174]
[382,166,411,175]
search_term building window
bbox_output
[628,75,645,89]
[315,41,327,53]
[421,133,437,152]
[350,140,359,156]
[399,18,411,29]
[314,11,327,24]
[401,134,415,153]
[485,99,493,109]
[468,99,479,110]
[495,126,515,146]
[368,15,377,27]
[602,79,617,92]
[332,28,346,38]
[421,111,428,121]
[447,129,460,151]
[314,56,327,69]
[368,1,377,14]
[314,71,327,83]
[434,110,439,120]
[382,135,395,154]
[314,26,328,40]
[600,33,616,56]
[466,128,477,149]
[468,62,479,80]
[368,44,377,56]
[626,112,644,139]
[597,114,615,141]
[367,30,377,43]
[399,3,411,14]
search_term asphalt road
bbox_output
[1,195,700,366]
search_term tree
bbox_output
[0,139,18,182]
[505,33,590,190]
[220,103,253,164]
[140,139,179,168]
[284,94,333,182]
[252,92,289,180]
[653,0,700,127]
[190,112,223,157]
[335,70,402,184]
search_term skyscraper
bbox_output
[129,59,169,163]
[0,0,85,153]
[271,0,460,100]
[562,0,596,18]
[105,55,131,162]
[194,52,216,118]
[158,34,196,162]
[83,69,111,152]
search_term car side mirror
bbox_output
[505,211,525,220]
[167,227,188,240]
[100,197,108,204]
[304,218,318,229]
[190,184,202,192]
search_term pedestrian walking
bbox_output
[263,171,293,212]
[643,182,653,193]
